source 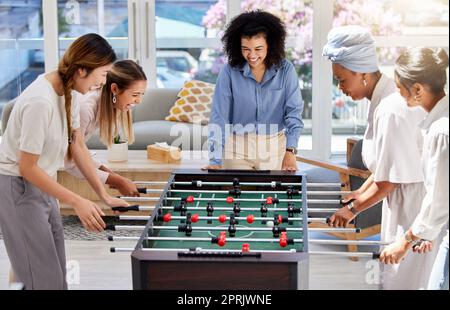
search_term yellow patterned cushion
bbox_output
[165,80,215,124]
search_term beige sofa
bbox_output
[1,88,209,151]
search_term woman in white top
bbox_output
[380,48,449,290]
[65,60,147,197]
[322,26,438,290]
[0,34,128,289]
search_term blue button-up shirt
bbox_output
[208,59,304,165]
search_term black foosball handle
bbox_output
[324,217,361,233]
[137,188,147,194]
[372,253,381,259]
[111,205,140,212]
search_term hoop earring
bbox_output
[112,95,117,104]
[414,95,420,103]
[363,79,368,87]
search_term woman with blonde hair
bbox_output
[0,33,128,289]
[65,60,147,196]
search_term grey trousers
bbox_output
[0,174,67,290]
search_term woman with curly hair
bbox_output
[205,10,304,171]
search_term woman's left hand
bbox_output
[413,240,433,254]
[380,239,410,265]
[281,152,297,171]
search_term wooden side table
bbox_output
[57,150,209,215]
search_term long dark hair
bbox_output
[58,33,116,157]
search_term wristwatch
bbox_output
[286,147,298,155]
[346,201,358,215]
[404,231,414,244]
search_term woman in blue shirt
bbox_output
[205,11,304,171]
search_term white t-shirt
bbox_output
[0,74,79,178]
[64,90,110,183]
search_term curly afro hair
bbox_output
[222,10,286,69]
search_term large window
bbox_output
[57,0,129,59]
[1,0,448,159]
[155,0,221,88]
[0,0,43,127]
[331,0,449,153]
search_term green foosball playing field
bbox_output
[146,191,305,253]
[110,170,311,290]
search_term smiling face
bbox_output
[241,33,268,69]
[73,64,113,94]
[112,80,147,112]
[332,63,367,101]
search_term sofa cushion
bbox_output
[165,80,214,125]
[132,120,208,150]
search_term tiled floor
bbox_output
[0,233,380,290]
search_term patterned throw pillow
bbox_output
[165,80,215,125]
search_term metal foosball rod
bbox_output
[119,214,304,223]
[141,225,304,232]
[119,196,342,205]
[109,247,380,258]
[107,236,386,246]
[120,196,304,203]
[110,247,300,254]
[138,188,351,196]
[309,251,380,258]
[134,180,343,188]
[105,224,360,233]
[108,236,303,243]
[118,215,333,225]
[111,205,339,213]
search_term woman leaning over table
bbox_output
[0,33,128,289]
[65,59,147,197]
[380,47,449,290]
[323,26,438,290]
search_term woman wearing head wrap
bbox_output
[323,26,440,290]
[380,48,448,290]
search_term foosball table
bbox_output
[107,170,383,290]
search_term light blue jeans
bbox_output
[428,232,449,290]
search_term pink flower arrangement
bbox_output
[203,0,402,66]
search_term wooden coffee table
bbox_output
[57,150,209,215]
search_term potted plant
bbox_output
[107,134,128,162]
